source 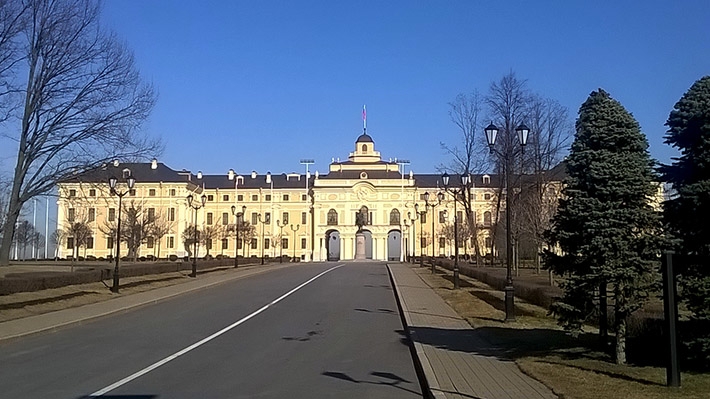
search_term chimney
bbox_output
[228,169,235,180]
[315,170,319,179]
[251,171,257,179]
[409,170,413,180]
[151,158,158,170]
[266,172,271,184]
[113,159,119,167]
[197,171,202,179]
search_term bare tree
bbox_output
[441,91,486,264]
[149,212,173,260]
[201,225,222,258]
[100,200,155,261]
[50,228,67,260]
[182,225,200,259]
[64,220,92,269]
[237,222,256,258]
[14,220,35,259]
[0,0,159,266]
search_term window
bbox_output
[419,193,427,200]
[206,213,213,225]
[107,237,114,250]
[149,189,156,196]
[264,212,271,224]
[457,211,463,223]
[108,208,116,222]
[301,238,307,249]
[301,194,307,201]
[222,212,229,225]
[69,189,76,197]
[484,193,491,200]
[68,208,75,222]
[265,194,271,201]
[168,236,174,249]
[251,213,258,225]
[122,169,131,178]
[282,238,289,249]
[301,212,307,224]
[89,189,96,197]
[421,213,427,224]
[87,237,94,249]
[88,208,96,222]
[389,209,401,225]
[207,195,214,201]
[421,237,427,247]
[251,238,257,249]
[483,211,492,227]
[222,238,228,250]
[237,239,243,250]
[147,237,154,248]
[169,208,175,221]
[327,209,338,225]
[282,212,289,224]
[67,237,74,249]
[483,175,490,184]
[238,194,244,201]
[362,144,367,153]
[129,189,136,196]
[170,189,176,196]
[251,194,258,201]
[265,238,270,249]
[223,194,229,201]
[439,237,446,249]
[207,239,212,250]
[148,208,155,221]
[439,211,446,223]
[485,237,492,248]
[283,194,289,201]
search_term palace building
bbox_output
[56,131,537,262]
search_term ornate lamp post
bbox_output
[484,121,529,321]
[108,174,135,293]
[424,191,445,274]
[256,213,269,265]
[290,224,300,262]
[231,205,246,268]
[187,193,207,277]
[276,219,286,263]
[442,172,471,289]
[414,204,427,267]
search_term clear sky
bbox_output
[57,1,710,177]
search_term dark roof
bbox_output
[63,162,190,184]
[356,132,373,143]
[413,174,502,189]
[200,173,314,190]
[319,170,403,180]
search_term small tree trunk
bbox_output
[535,244,541,274]
[615,311,627,365]
[599,281,609,345]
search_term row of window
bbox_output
[66,235,309,251]
[323,208,494,227]
[68,207,177,223]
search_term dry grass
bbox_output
[413,265,710,399]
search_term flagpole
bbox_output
[363,104,367,132]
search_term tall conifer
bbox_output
[545,89,662,364]
[661,76,710,365]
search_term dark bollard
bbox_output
[662,252,681,387]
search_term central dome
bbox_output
[356,132,373,143]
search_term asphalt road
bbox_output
[0,262,422,398]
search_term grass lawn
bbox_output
[414,265,710,399]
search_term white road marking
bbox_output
[89,264,345,397]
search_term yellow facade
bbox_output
[56,133,520,261]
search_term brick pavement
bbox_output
[388,262,557,399]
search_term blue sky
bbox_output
[98,1,708,176]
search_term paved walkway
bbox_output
[388,263,557,399]
[0,263,292,341]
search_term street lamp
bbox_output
[187,193,207,277]
[442,172,471,290]
[256,213,269,265]
[424,190,445,274]
[231,205,246,268]
[276,219,286,263]
[484,121,529,321]
[413,204,427,268]
[108,174,136,293]
[290,224,300,262]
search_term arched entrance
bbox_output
[326,230,341,261]
[387,230,402,261]
[362,230,373,259]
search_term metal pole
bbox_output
[260,215,265,265]
[453,197,459,289]
[431,204,436,274]
[504,154,515,322]
[191,209,198,277]
[45,196,49,259]
[419,213,424,268]
[111,195,122,293]
[662,252,681,387]
[234,214,239,268]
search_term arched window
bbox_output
[362,144,367,153]
[327,209,338,225]
[483,211,492,226]
[389,209,400,225]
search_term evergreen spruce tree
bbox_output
[544,89,662,364]
[661,76,710,366]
